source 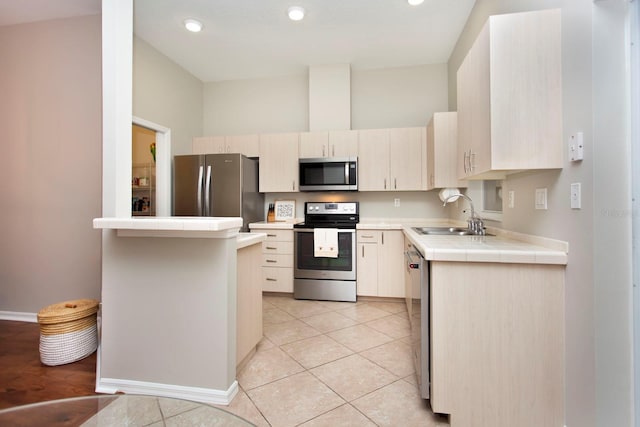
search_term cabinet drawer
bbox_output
[262,267,293,292]
[263,229,293,242]
[262,241,293,254]
[262,254,293,268]
[357,230,380,243]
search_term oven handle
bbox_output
[294,228,355,234]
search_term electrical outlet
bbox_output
[394,198,400,207]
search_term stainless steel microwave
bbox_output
[298,157,358,191]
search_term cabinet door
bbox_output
[377,231,405,298]
[299,132,329,158]
[356,243,378,296]
[329,130,358,158]
[226,134,259,157]
[470,24,491,176]
[389,127,425,191]
[457,53,473,180]
[429,112,466,189]
[192,136,225,154]
[357,129,389,191]
[259,133,299,192]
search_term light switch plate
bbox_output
[571,183,581,209]
[508,190,515,208]
[535,188,548,210]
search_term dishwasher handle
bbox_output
[405,248,421,269]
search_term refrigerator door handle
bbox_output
[197,165,204,215]
[204,165,212,216]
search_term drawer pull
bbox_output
[267,234,277,237]
[265,246,277,250]
[266,259,277,263]
[266,278,277,281]
[362,235,374,238]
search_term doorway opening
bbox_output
[132,117,171,216]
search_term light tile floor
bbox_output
[223,295,450,427]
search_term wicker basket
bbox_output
[37,299,99,366]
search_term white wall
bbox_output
[448,1,633,425]
[133,37,204,156]
[203,74,309,135]
[351,64,449,129]
[0,15,102,314]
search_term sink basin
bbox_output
[412,226,477,236]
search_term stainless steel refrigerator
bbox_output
[173,153,264,231]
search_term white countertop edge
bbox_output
[237,232,267,249]
[94,217,243,232]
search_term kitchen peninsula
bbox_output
[93,216,263,405]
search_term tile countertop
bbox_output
[402,225,568,265]
[250,217,568,265]
[94,216,243,238]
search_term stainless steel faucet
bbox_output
[442,194,485,235]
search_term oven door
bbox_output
[294,229,356,281]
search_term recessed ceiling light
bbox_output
[288,6,305,21]
[408,0,425,5]
[184,19,203,33]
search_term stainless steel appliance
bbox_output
[293,202,359,302]
[173,153,264,231]
[406,243,430,399]
[298,157,358,191]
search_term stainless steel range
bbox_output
[293,202,359,302]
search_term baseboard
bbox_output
[0,311,37,323]
[95,377,239,406]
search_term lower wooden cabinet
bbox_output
[430,261,564,426]
[260,230,294,293]
[356,230,404,298]
[236,242,263,367]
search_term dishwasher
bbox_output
[405,243,430,400]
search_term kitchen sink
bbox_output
[412,226,482,236]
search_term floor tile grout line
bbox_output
[241,296,417,426]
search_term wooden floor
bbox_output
[0,320,97,410]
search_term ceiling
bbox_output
[0,0,477,83]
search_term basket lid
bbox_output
[37,299,99,324]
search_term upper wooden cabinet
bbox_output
[299,130,358,158]
[456,9,562,180]
[427,112,466,190]
[192,134,259,158]
[358,127,426,191]
[259,132,299,192]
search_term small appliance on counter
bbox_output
[293,202,359,302]
[173,153,264,231]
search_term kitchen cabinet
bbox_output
[456,9,562,180]
[192,134,259,158]
[430,261,564,426]
[259,133,299,192]
[356,230,404,297]
[358,127,426,191]
[299,130,358,158]
[260,229,294,293]
[427,112,467,190]
[236,241,262,368]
